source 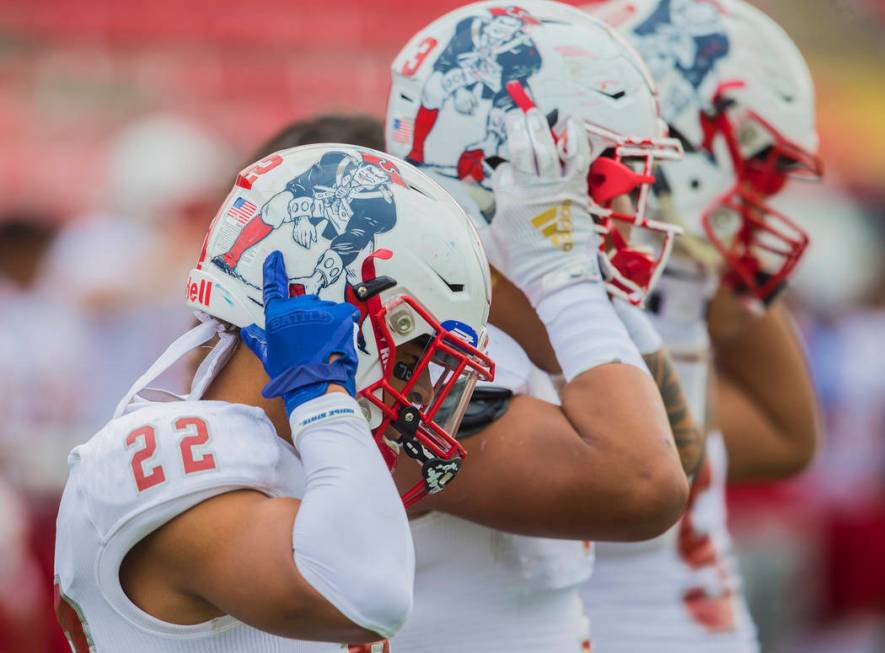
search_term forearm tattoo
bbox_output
[643,348,706,478]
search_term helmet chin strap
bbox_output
[113,312,238,418]
[188,312,240,400]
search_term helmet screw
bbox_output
[392,312,414,335]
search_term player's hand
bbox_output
[453,87,478,115]
[241,251,360,415]
[490,108,601,306]
[291,216,317,249]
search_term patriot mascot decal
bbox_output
[213,151,404,298]
[405,6,542,184]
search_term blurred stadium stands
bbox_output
[0,0,883,214]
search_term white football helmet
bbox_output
[587,0,824,303]
[187,144,495,506]
[386,0,684,306]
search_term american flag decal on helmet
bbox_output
[226,197,258,225]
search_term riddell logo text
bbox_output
[531,201,573,251]
[186,277,213,306]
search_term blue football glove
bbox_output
[241,250,360,415]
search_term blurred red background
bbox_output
[1,0,883,217]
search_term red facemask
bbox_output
[585,125,684,306]
[352,251,495,507]
[699,92,823,303]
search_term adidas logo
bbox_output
[531,201,574,251]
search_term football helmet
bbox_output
[186,144,495,506]
[587,0,824,303]
[386,0,684,306]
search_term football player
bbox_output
[576,1,824,651]
[385,2,698,650]
[53,144,495,651]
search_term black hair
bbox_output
[249,114,385,162]
[0,214,60,288]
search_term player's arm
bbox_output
[412,366,686,541]
[412,110,688,541]
[488,268,561,373]
[491,270,705,479]
[126,252,413,642]
[645,348,706,477]
[708,288,821,481]
[125,398,410,642]
[613,298,707,478]
[125,477,397,642]
[418,302,695,542]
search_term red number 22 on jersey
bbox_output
[126,418,216,492]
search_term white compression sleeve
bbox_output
[536,281,649,382]
[289,393,414,639]
[611,297,664,355]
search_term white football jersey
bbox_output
[54,399,344,653]
[580,257,759,652]
[391,325,593,653]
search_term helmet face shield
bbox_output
[358,293,494,507]
[586,122,684,305]
[427,351,481,437]
[583,0,825,304]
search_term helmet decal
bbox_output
[211,150,399,301]
[400,5,543,186]
[440,319,480,347]
[632,0,729,124]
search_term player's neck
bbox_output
[202,343,293,444]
